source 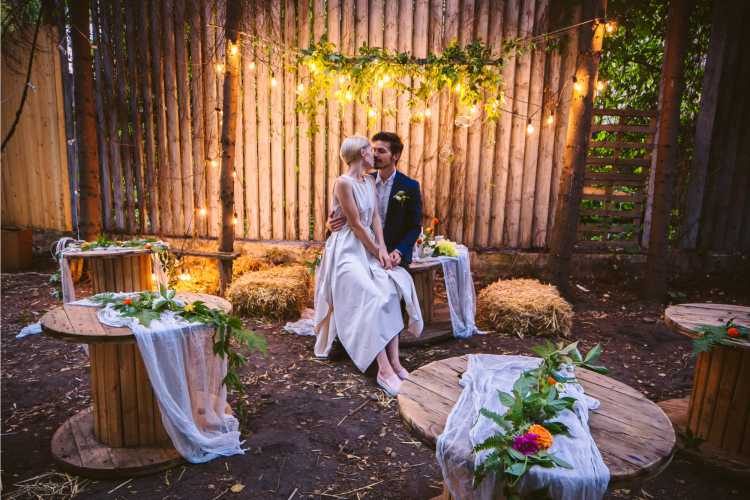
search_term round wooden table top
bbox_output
[398,356,676,485]
[63,248,154,258]
[664,303,750,349]
[409,259,443,273]
[41,292,232,344]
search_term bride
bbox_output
[314,136,423,396]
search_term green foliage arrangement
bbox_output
[473,341,607,499]
[296,38,536,132]
[692,320,749,354]
[92,287,267,391]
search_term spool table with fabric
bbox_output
[401,260,453,346]
[398,356,676,498]
[41,292,231,478]
[661,303,750,462]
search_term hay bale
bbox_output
[476,278,572,337]
[174,255,268,294]
[227,265,313,320]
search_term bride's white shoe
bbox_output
[376,374,402,397]
[396,368,410,380]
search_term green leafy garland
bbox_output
[692,319,749,354]
[91,287,267,391]
[473,341,607,499]
[296,38,536,132]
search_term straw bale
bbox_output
[476,278,572,337]
[227,265,313,320]
[174,255,268,294]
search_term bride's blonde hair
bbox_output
[339,135,370,165]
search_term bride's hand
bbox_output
[378,247,393,270]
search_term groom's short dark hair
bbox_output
[372,132,404,159]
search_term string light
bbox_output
[338,75,348,85]
[596,80,607,92]
[232,215,238,225]
[344,90,353,101]
[469,104,478,115]
[198,207,208,217]
[229,43,239,56]
[271,76,278,87]
[453,83,462,94]
[215,62,225,74]
[546,113,555,126]
[424,108,432,118]
[209,159,219,168]
[248,61,256,70]
[297,83,305,93]
[605,20,617,34]
[526,120,535,135]
[179,272,192,282]
[573,77,584,93]
[368,108,377,118]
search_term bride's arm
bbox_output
[370,200,387,249]
[334,180,391,268]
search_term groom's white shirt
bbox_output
[374,169,397,225]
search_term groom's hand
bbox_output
[389,250,401,266]
[326,211,346,232]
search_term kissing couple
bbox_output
[313,132,424,396]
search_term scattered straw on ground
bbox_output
[5,472,90,500]
[174,255,269,294]
[476,278,572,337]
[227,265,313,320]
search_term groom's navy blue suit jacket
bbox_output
[370,170,422,267]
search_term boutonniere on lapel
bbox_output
[393,190,410,205]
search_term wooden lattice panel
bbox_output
[578,108,657,251]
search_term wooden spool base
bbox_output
[401,305,454,347]
[658,397,750,478]
[51,407,182,479]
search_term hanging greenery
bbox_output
[295,37,535,132]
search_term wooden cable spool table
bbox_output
[663,303,750,460]
[401,260,453,346]
[398,356,676,496]
[65,248,157,295]
[41,292,232,478]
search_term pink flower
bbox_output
[512,432,541,455]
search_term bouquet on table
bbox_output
[415,218,459,259]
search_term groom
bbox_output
[328,131,422,267]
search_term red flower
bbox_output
[417,238,423,245]
[123,298,133,306]
[432,217,440,226]
[727,327,740,338]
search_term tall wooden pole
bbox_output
[69,0,101,240]
[644,0,695,301]
[547,0,605,294]
[218,0,243,294]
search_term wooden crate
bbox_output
[1,227,33,271]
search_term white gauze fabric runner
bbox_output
[413,244,478,338]
[437,354,609,500]
[73,294,244,463]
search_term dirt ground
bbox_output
[2,257,749,499]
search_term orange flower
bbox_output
[123,298,133,306]
[528,424,553,450]
[425,227,433,235]
[547,376,557,386]
[727,327,740,338]
[432,217,440,226]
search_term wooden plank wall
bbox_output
[89,0,588,248]
[1,25,72,232]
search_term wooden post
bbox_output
[644,0,695,301]
[547,0,605,294]
[218,0,243,294]
[69,0,101,240]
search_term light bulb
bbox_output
[307,61,318,72]
[232,171,236,178]
[215,62,225,74]
[424,109,432,118]
[232,216,238,225]
[179,272,192,282]
[368,108,377,118]
[573,78,584,93]
[338,75,348,84]
[248,61,256,70]
[344,91,353,101]
[469,104,478,115]
[198,207,207,217]
[229,43,239,56]
[596,80,606,92]
[271,77,278,87]
[453,83,462,94]
[526,121,535,135]
[209,159,219,168]
[546,114,555,126]
[605,21,617,34]
[297,83,305,93]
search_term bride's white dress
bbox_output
[314,175,423,372]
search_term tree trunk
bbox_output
[546,0,605,294]
[644,0,695,301]
[218,0,243,295]
[69,0,101,240]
